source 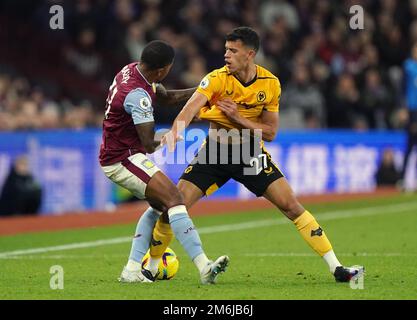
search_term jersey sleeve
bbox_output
[263,79,281,113]
[124,88,154,125]
[196,70,223,102]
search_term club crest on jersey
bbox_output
[199,77,209,89]
[257,91,266,102]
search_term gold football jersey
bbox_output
[196,65,281,129]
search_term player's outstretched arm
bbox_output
[153,83,197,107]
[216,99,279,142]
[162,91,208,151]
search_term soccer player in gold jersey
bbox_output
[148,27,364,283]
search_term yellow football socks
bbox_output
[293,210,332,257]
[149,219,173,259]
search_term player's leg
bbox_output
[178,180,232,284]
[234,155,337,266]
[101,154,163,283]
[146,178,204,275]
[148,137,231,282]
[147,178,203,275]
[146,212,173,276]
[148,148,231,283]
[262,178,334,259]
[236,145,363,282]
[133,199,171,276]
[178,178,206,208]
[263,178,363,282]
[126,206,162,272]
[145,171,229,284]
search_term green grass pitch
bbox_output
[1,194,416,300]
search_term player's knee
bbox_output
[177,183,188,198]
[280,197,304,220]
[163,188,184,209]
[178,180,202,208]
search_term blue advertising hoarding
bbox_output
[0,128,407,215]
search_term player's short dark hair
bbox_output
[140,40,175,70]
[225,27,260,52]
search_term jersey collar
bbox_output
[229,65,258,87]
[135,64,152,86]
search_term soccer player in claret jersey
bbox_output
[99,40,229,284]
[145,27,363,283]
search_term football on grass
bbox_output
[142,247,179,280]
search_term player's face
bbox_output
[224,40,254,73]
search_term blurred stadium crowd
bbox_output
[0,0,415,131]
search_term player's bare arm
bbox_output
[162,91,208,151]
[154,83,197,106]
[216,98,278,141]
[134,122,161,154]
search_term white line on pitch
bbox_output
[0,201,416,259]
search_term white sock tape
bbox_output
[167,205,187,217]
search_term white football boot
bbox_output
[118,267,156,283]
[200,255,230,285]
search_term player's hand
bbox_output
[216,99,241,123]
[152,82,168,98]
[160,130,184,152]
